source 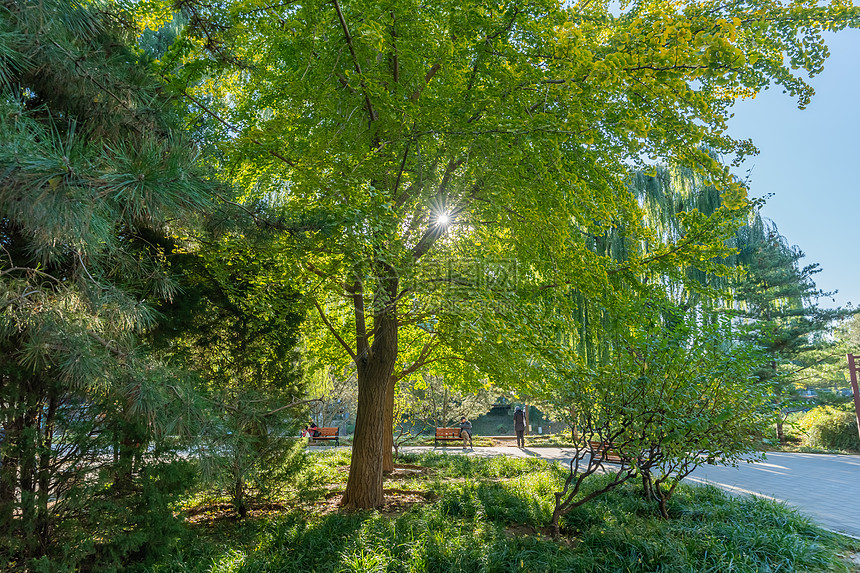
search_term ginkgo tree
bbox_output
[141,0,860,508]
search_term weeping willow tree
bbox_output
[555,162,748,372]
[0,0,209,566]
[558,163,854,450]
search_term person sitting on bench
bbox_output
[459,416,472,449]
[303,421,319,437]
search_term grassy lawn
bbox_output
[143,451,860,573]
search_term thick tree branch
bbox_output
[332,0,378,123]
[436,157,465,198]
[312,297,357,362]
[395,339,438,380]
[352,282,370,360]
[392,142,410,201]
[410,180,478,261]
[410,225,445,262]
[410,63,441,102]
[393,179,418,210]
[408,157,464,260]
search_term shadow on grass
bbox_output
[146,458,860,573]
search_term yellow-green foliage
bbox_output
[800,406,860,451]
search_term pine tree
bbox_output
[150,229,308,518]
[729,217,853,442]
[0,0,209,566]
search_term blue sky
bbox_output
[726,30,860,310]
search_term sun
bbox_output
[437,213,450,226]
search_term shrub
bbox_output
[543,314,771,528]
[802,406,860,451]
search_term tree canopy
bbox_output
[138,0,860,507]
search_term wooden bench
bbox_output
[588,440,626,464]
[434,427,471,448]
[308,427,339,446]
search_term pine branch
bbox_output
[48,40,143,135]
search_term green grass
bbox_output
[142,452,860,573]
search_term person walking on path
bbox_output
[513,406,526,448]
[459,416,473,449]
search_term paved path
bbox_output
[399,446,860,538]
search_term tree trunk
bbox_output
[658,495,670,519]
[36,393,58,551]
[641,470,654,502]
[114,395,141,491]
[771,360,784,443]
[234,469,247,519]
[20,401,39,557]
[0,408,22,534]
[341,311,398,509]
[551,505,562,539]
[382,375,396,473]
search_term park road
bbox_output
[398,446,860,539]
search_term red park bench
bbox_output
[588,440,626,464]
[435,427,472,448]
[308,427,340,446]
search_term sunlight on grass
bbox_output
[210,548,246,573]
[146,451,860,573]
[340,548,389,573]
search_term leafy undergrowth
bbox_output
[761,437,860,456]
[141,452,860,573]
